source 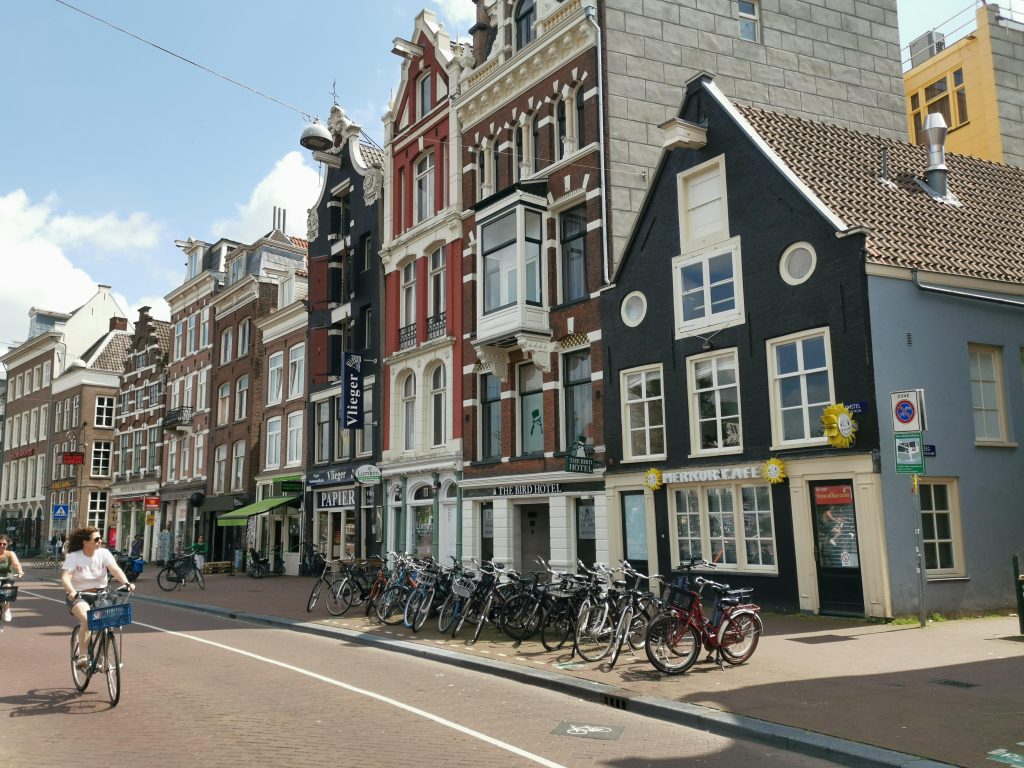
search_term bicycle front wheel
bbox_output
[326,578,355,617]
[306,580,323,612]
[574,603,611,662]
[412,588,435,633]
[645,613,700,675]
[540,603,574,651]
[194,567,206,590]
[156,567,180,591]
[376,586,407,625]
[719,612,762,665]
[437,593,458,634]
[101,631,121,706]
[470,595,493,644]
[403,588,425,629]
[70,626,90,692]
[608,607,632,669]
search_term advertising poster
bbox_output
[812,484,860,569]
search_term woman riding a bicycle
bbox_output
[60,526,135,667]
[0,534,26,623]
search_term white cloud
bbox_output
[211,152,321,243]
[430,0,477,34]
[0,190,166,360]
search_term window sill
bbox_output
[687,447,743,459]
[769,439,828,451]
[925,575,969,582]
[470,458,503,467]
[974,440,1018,449]
[619,455,666,464]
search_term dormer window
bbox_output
[229,254,245,285]
[280,275,295,308]
[515,0,536,50]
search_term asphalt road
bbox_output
[0,579,848,768]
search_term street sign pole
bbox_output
[891,389,928,628]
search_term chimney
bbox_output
[470,0,489,66]
[921,112,948,197]
[109,316,128,332]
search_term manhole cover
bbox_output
[552,722,624,740]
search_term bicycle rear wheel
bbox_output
[608,607,632,668]
[644,613,700,675]
[412,588,435,633]
[327,578,355,617]
[404,588,425,629]
[101,631,121,706]
[156,566,181,591]
[194,566,206,590]
[470,595,493,644]
[540,603,574,651]
[719,612,762,664]
[437,593,458,634]
[376,585,407,625]
[70,626,90,692]
[500,593,541,642]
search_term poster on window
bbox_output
[622,494,648,561]
[481,506,493,538]
[812,484,860,569]
[577,504,596,540]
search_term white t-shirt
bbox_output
[62,548,117,591]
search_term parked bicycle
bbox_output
[157,552,205,591]
[644,557,763,675]
[69,583,133,706]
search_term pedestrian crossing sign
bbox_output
[52,504,70,519]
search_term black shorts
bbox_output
[66,590,99,615]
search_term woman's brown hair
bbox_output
[66,526,100,553]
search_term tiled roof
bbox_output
[90,331,134,373]
[360,143,385,169]
[150,319,171,354]
[288,236,309,249]
[736,105,1024,285]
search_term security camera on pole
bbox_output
[890,389,928,627]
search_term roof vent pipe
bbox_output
[921,112,948,196]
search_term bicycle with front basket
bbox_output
[70,583,133,706]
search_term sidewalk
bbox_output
[36,567,1023,768]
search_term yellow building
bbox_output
[903,3,1024,167]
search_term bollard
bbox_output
[1014,555,1024,635]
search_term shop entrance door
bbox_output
[330,511,342,559]
[620,492,649,578]
[810,482,864,615]
[519,504,550,571]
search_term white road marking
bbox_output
[24,589,566,768]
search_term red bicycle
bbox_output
[644,558,763,675]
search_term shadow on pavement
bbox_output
[0,688,110,717]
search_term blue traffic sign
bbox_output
[52,504,69,519]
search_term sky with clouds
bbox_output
[0,0,987,361]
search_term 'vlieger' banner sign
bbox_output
[342,352,363,429]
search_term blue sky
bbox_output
[0,0,986,357]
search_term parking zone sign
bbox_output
[890,389,925,433]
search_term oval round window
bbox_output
[780,242,816,285]
[620,291,647,327]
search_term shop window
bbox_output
[672,483,777,573]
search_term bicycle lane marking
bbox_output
[22,588,566,768]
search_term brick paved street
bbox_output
[1,578,845,768]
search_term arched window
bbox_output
[576,87,586,147]
[430,365,447,447]
[402,373,417,451]
[515,0,536,50]
[513,124,524,182]
[415,152,435,223]
[556,98,567,161]
[531,114,543,173]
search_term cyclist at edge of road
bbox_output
[60,526,135,668]
[0,534,26,623]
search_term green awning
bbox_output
[216,496,299,527]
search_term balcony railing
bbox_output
[399,322,417,351]
[162,406,194,430]
[427,312,447,340]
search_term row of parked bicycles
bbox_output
[305,551,763,675]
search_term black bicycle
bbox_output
[70,584,133,706]
[157,552,205,591]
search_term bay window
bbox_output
[481,205,543,314]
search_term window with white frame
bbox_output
[91,441,112,477]
[358,383,373,456]
[231,441,245,490]
[621,365,666,461]
[575,87,586,147]
[174,321,184,360]
[767,328,833,446]
[519,363,544,455]
[429,247,445,320]
[415,152,435,223]
[919,479,964,577]
[672,237,744,336]
[401,262,416,326]
[187,313,197,354]
[197,369,207,410]
[555,98,567,161]
[213,444,227,493]
[738,0,760,42]
[180,435,191,480]
[688,349,742,454]
[418,72,432,119]
[266,417,281,468]
[235,375,249,420]
[531,114,543,173]
[194,432,204,477]
[87,491,108,530]
[217,383,231,425]
[168,437,178,481]
[288,344,305,399]
[334,394,352,462]
[402,373,416,451]
[279,276,295,309]
[184,374,194,410]
[267,352,284,404]
[672,484,776,572]
[315,401,330,463]
[480,373,502,460]
[132,430,143,472]
[220,328,233,365]
[237,318,250,357]
[229,254,245,285]
[286,411,303,466]
[968,344,1007,442]
[559,206,587,303]
[430,365,446,447]
[42,361,51,385]
[147,428,158,471]
[513,124,525,182]
[481,206,542,313]
[200,307,210,347]
[563,349,593,447]
[679,156,729,250]
[515,0,536,50]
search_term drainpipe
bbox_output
[583,5,610,285]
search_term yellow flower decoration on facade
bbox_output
[762,457,787,484]
[821,403,857,448]
[644,468,663,491]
